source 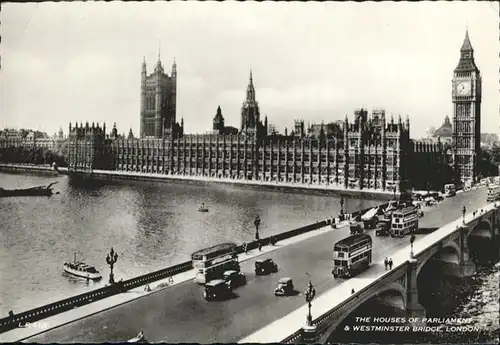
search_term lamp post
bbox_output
[106,247,118,284]
[340,196,345,216]
[410,233,416,258]
[462,205,466,224]
[254,215,261,241]
[305,280,316,326]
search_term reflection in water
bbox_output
[0,172,380,315]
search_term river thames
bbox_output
[1,172,498,344]
[0,171,380,316]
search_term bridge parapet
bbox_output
[412,203,498,278]
[241,263,410,344]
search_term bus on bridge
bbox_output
[390,205,419,237]
[192,242,240,284]
[332,233,372,278]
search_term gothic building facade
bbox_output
[66,70,415,193]
[452,30,482,183]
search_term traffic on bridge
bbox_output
[23,188,488,343]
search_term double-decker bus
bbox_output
[332,234,372,278]
[487,185,500,202]
[192,242,240,284]
[390,205,419,237]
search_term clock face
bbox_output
[456,81,471,96]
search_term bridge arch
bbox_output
[320,283,406,343]
[468,220,492,239]
[416,242,460,278]
[467,220,497,263]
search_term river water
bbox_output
[0,171,377,317]
[1,172,498,344]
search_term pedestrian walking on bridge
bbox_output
[388,258,393,270]
[384,257,389,270]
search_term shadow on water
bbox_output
[68,176,108,191]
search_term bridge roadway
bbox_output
[25,188,487,343]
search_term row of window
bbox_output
[392,219,418,229]
[351,251,371,264]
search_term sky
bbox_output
[1,1,499,139]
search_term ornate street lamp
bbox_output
[410,233,416,258]
[254,215,261,241]
[106,247,119,284]
[462,206,466,224]
[340,196,345,216]
[305,280,316,326]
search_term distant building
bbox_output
[212,106,238,135]
[481,133,499,148]
[432,116,453,144]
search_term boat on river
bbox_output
[0,182,58,197]
[63,253,102,280]
[127,330,146,343]
[198,203,209,212]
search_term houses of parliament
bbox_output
[1,31,481,193]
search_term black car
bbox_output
[255,258,278,275]
[223,270,246,289]
[204,279,233,301]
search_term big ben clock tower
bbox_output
[452,30,482,184]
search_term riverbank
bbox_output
[0,163,65,176]
[0,163,397,200]
[74,169,397,200]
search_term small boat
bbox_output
[63,253,102,280]
[127,330,146,343]
[0,182,58,198]
[198,203,209,213]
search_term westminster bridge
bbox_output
[0,187,498,343]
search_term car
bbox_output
[255,258,278,275]
[274,277,294,296]
[203,279,233,301]
[223,270,246,288]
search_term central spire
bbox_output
[246,70,256,102]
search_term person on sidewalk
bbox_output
[258,241,262,252]
[351,288,355,294]
[384,257,389,270]
[388,258,393,270]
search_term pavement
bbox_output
[1,187,487,343]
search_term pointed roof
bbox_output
[455,30,479,73]
[460,30,473,51]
